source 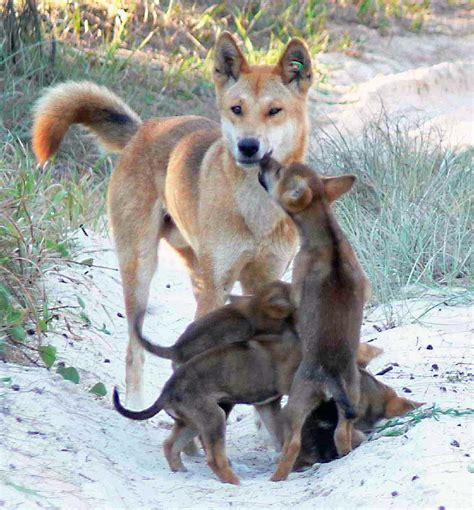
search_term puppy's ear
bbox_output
[385,396,424,418]
[213,32,249,88]
[277,38,313,94]
[357,343,384,368]
[281,179,313,212]
[322,175,356,202]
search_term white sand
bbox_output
[310,32,474,148]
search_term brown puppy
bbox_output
[295,367,423,469]
[259,156,370,481]
[138,279,376,458]
[115,310,383,484]
[114,331,301,485]
[138,281,296,366]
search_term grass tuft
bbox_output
[310,118,473,326]
[374,404,474,437]
[0,137,107,361]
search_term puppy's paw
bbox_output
[270,472,289,482]
[171,464,188,473]
[336,445,352,457]
[219,472,241,485]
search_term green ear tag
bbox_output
[290,60,304,73]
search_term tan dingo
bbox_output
[32,32,314,407]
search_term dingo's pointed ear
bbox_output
[277,38,313,93]
[214,32,249,87]
[322,175,356,202]
[281,178,313,212]
[385,396,424,418]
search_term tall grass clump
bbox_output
[311,118,473,325]
[0,139,109,361]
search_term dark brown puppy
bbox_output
[138,280,296,366]
[259,156,370,481]
[114,331,301,485]
[295,367,423,469]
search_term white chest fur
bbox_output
[234,171,288,240]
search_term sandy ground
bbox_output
[1,233,473,509]
[2,13,474,510]
[309,30,474,147]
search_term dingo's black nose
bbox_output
[238,138,259,158]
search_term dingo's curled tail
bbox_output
[32,81,142,163]
[135,324,175,361]
[113,386,164,421]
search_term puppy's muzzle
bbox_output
[258,151,273,190]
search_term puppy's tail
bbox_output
[32,81,142,163]
[134,324,175,361]
[327,375,357,420]
[113,386,164,420]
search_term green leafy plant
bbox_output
[56,364,80,384]
[38,345,57,368]
[375,405,474,438]
[89,382,107,397]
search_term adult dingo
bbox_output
[32,32,313,407]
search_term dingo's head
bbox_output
[213,32,313,169]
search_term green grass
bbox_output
[375,405,474,438]
[0,138,108,359]
[311,119,473,326]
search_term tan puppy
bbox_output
[258,156,370,481]
[114,331,302,485]
[296,367,423,469]
[32,32,313,408]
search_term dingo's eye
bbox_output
[268,107,282,116]
[231,105,242,115]
[276,166,282,177]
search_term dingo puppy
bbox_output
[113,326,385,484]
[258,156,369,481]
[113,331,302,485]
[296,367,423,469]
[32,32,313,408]
[138,281,296,366]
